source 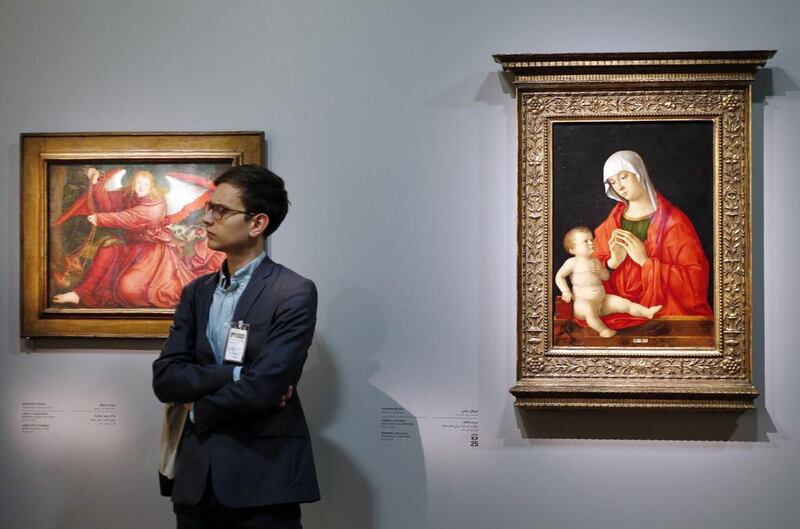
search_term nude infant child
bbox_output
[555,226,662,338]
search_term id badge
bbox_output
[223,321,249,364]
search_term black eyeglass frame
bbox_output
[204,202,262,221]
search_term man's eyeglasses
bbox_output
[204,202,258,221]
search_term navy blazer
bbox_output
[152,256,320,508]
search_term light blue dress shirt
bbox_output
[206,251,268,380]
[190,251,267,423]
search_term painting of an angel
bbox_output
[49,163,227,309]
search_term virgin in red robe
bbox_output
[74,184,196,308]
[589,192,713,330]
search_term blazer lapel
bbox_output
[196,272,218,363]
[233,256,277,322]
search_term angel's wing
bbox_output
[164,174,210,215]
[103,169,126,191]
[164,172,215,224]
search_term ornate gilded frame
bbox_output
[20,131,264,339]
[494,51,774,410]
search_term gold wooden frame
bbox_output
[494,51,774,410]
[21,131,264,339]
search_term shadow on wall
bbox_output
[752,66,800,102]
[424,70,515,108]
[511,406,775,442]
[301,287,428,529]
[300,335,374,529]
[748,65,800,443]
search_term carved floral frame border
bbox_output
[518,89,750,382]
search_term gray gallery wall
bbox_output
[1,1,799,528]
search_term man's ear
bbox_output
[249,213,271,238]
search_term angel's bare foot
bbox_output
[646,305,662,319]
[53,291,80,304]
[599,328,617,338]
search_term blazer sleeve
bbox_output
[152,281,235,403]
[191,278,317,434]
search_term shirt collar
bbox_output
[219,251,267,291]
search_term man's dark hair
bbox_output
[214,164,290,237]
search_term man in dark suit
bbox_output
[153,164,319,529]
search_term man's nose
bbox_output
[201,209,214,225]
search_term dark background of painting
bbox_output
[551,120,715,308]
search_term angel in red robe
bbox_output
[585,150,713,331]
[52,168,201,308]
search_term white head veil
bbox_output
[602,150,658,211]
